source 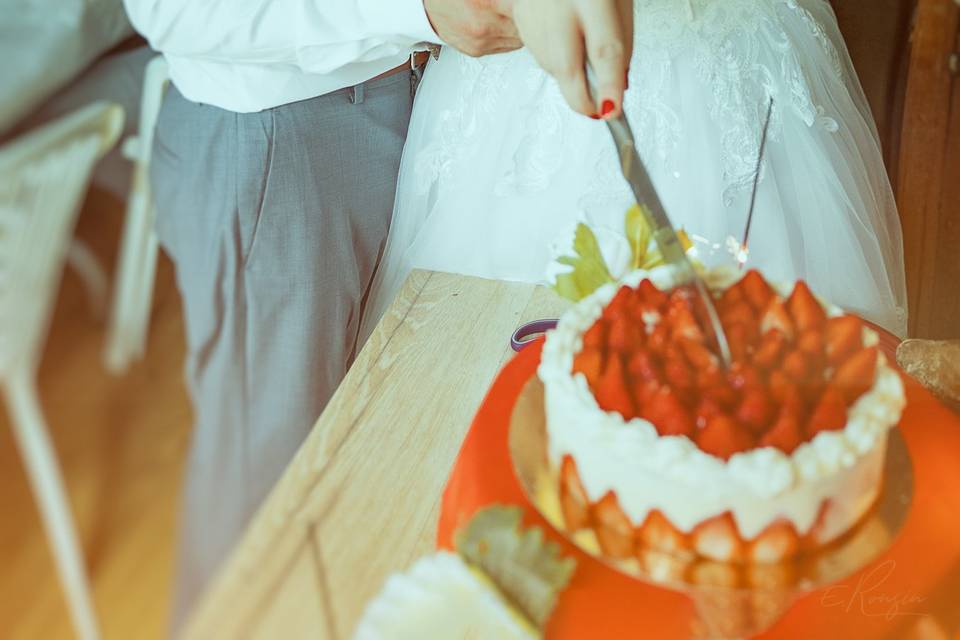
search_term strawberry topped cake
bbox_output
[537,266,905,566]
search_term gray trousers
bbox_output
[151,70,415,632]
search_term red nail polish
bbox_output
[590,113,601,120]
[601,100,615,117]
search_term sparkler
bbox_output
[739,97,774,270]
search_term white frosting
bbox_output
[354,552,536,640]
[538,266,905,540]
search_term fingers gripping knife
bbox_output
[509,68,735,364]
[584,65,733,367]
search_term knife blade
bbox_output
[586,67,732,367]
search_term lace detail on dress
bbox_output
[496,71,568,196]
[784,0,844,78]
[680,0,844,204]
[412,53,512,195]
[412,0,849,208]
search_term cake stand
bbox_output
[436,340,960,639]
[508,378,914,639]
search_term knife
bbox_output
[585,66,732,367]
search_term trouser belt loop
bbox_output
[348,83,365,105]
[410,54,426,98]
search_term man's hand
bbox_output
[423,0,522,57]
[509,0,633,119]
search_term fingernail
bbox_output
[590,113,601,120]
[601,100,615,117]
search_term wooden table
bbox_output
[182,270,569,639]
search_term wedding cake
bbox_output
[538,266,905,569]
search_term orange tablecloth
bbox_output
[438,340,960,638]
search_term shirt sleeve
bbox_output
[123,0,440,74]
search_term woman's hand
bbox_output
[508,0,633,119]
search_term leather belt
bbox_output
[373,50,432,82]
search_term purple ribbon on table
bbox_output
[510,318,559,352]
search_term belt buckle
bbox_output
[410,45,440,70]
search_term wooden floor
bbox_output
[0,189,191,639]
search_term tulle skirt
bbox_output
[360,0,907,341]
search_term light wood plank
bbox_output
[181,270,434,640]
[184,272,569,639]
[247,541,329,640]
[308,277,554,639]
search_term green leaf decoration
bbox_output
[551,208,700,302]
[552,223,614,301]
[625,204,653,270]
[456,506,576,631]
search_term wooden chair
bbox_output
[0,101,124,640]
[104,55,169,373]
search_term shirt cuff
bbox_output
[375,0,442,45]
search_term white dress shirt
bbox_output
[123,0,440,112]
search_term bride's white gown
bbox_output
[361,0,908,341]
